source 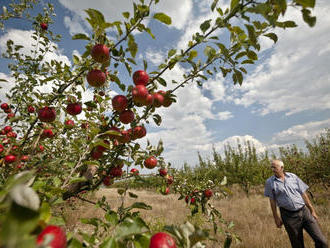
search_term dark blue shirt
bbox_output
[264,172,309,211]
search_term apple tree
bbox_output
[0,0,317,247]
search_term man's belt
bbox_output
[280,205,305,213]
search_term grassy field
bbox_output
[62,186,330,247]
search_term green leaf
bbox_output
[128,34,138,58]
[188,50,198,60]
[200,19,211,33]
[122,12,130,19]
[68,238,84,248]
[241,59,254,64]
[0,78,8,82]
[295,0,315,8]
[263,33,278,43]
[233,69,243,85]
[153,114,162,126]
[0,203,39,248]
[114,217,149,239]
[72,33,90,40]
[133,234,152,248]
[230,0,240,11]
[245,24,257,47]
[80,218,99,226]
[224,236,233,248]
[235,51,246,60]
[105,211,119,225]
[247,50,258,60]
[276,21,297,28]
[69,177,87,184]
[129,202,152,210]
[100,237,119,248]
[204,46,216,60]
[129,192,138,198]
[156,77,167,87]
[85,9,106,31]
[211,0,219,11]
[153,13,172,25]
[301,9,316,27]
[168,49,176,58]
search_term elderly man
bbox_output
[264,159,328,248]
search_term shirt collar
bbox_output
[273,172,290,182]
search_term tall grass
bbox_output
[62,187,330,247]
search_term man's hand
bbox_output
[311,210,318,220]
[275,216,283,228]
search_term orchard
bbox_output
[0,0,317,247]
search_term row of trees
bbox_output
[173,129,329,195]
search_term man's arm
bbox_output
[269,198,283,228]
[302,191,318,220]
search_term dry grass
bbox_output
[62,186,330,247]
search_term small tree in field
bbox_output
[0,0,317,247]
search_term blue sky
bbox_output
[0,0,329,169]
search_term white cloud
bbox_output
[64,15,88,36]
[58,0,193,32]
[271,119,330,144]
[230,1,330,115]
[144,49,165,65]
[216,111,233,120]
[0,29,71,66]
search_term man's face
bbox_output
[271,162,283,176]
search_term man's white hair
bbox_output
[272,159,284,168]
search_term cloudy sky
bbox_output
[0,0,329,169]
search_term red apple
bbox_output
[144,156,157,169]
[4,108,11,113]
[112,95,128,112]
[81,122,89,129]
[204,189,213,198]
[133,70,149,86]
[28,106,35,113]
[42,129,54,138]
[0,144,4,153]
[40,23,48,31]
[153,93,164,108]
[91,44,110,63]
[66,103,82,116]
[38,106,56,122]
[91,149,103,160]
[95,140,109,152]
[166,175,174,185]
[132,85,149,104]
[36,225,67,248]
[6,131,17,138]
[1,103,9,110]
[185,195,196,204]
[149,232,176,248]
[4,126,12,133]
[130,168,139,175]
[4,154,16,164]
[109,167,123,178]
[118,130,131,144]
[87,69,106,88]
[107,126,121,140]
[132,126,146,140]
[103,176,114,186]
[162,91,173,107]
[21,155,29,162]
[64,119,75,128]
[159,168,168,177]
[7,113,15,119]
[119,110,134,124]
[38,145,45,152]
